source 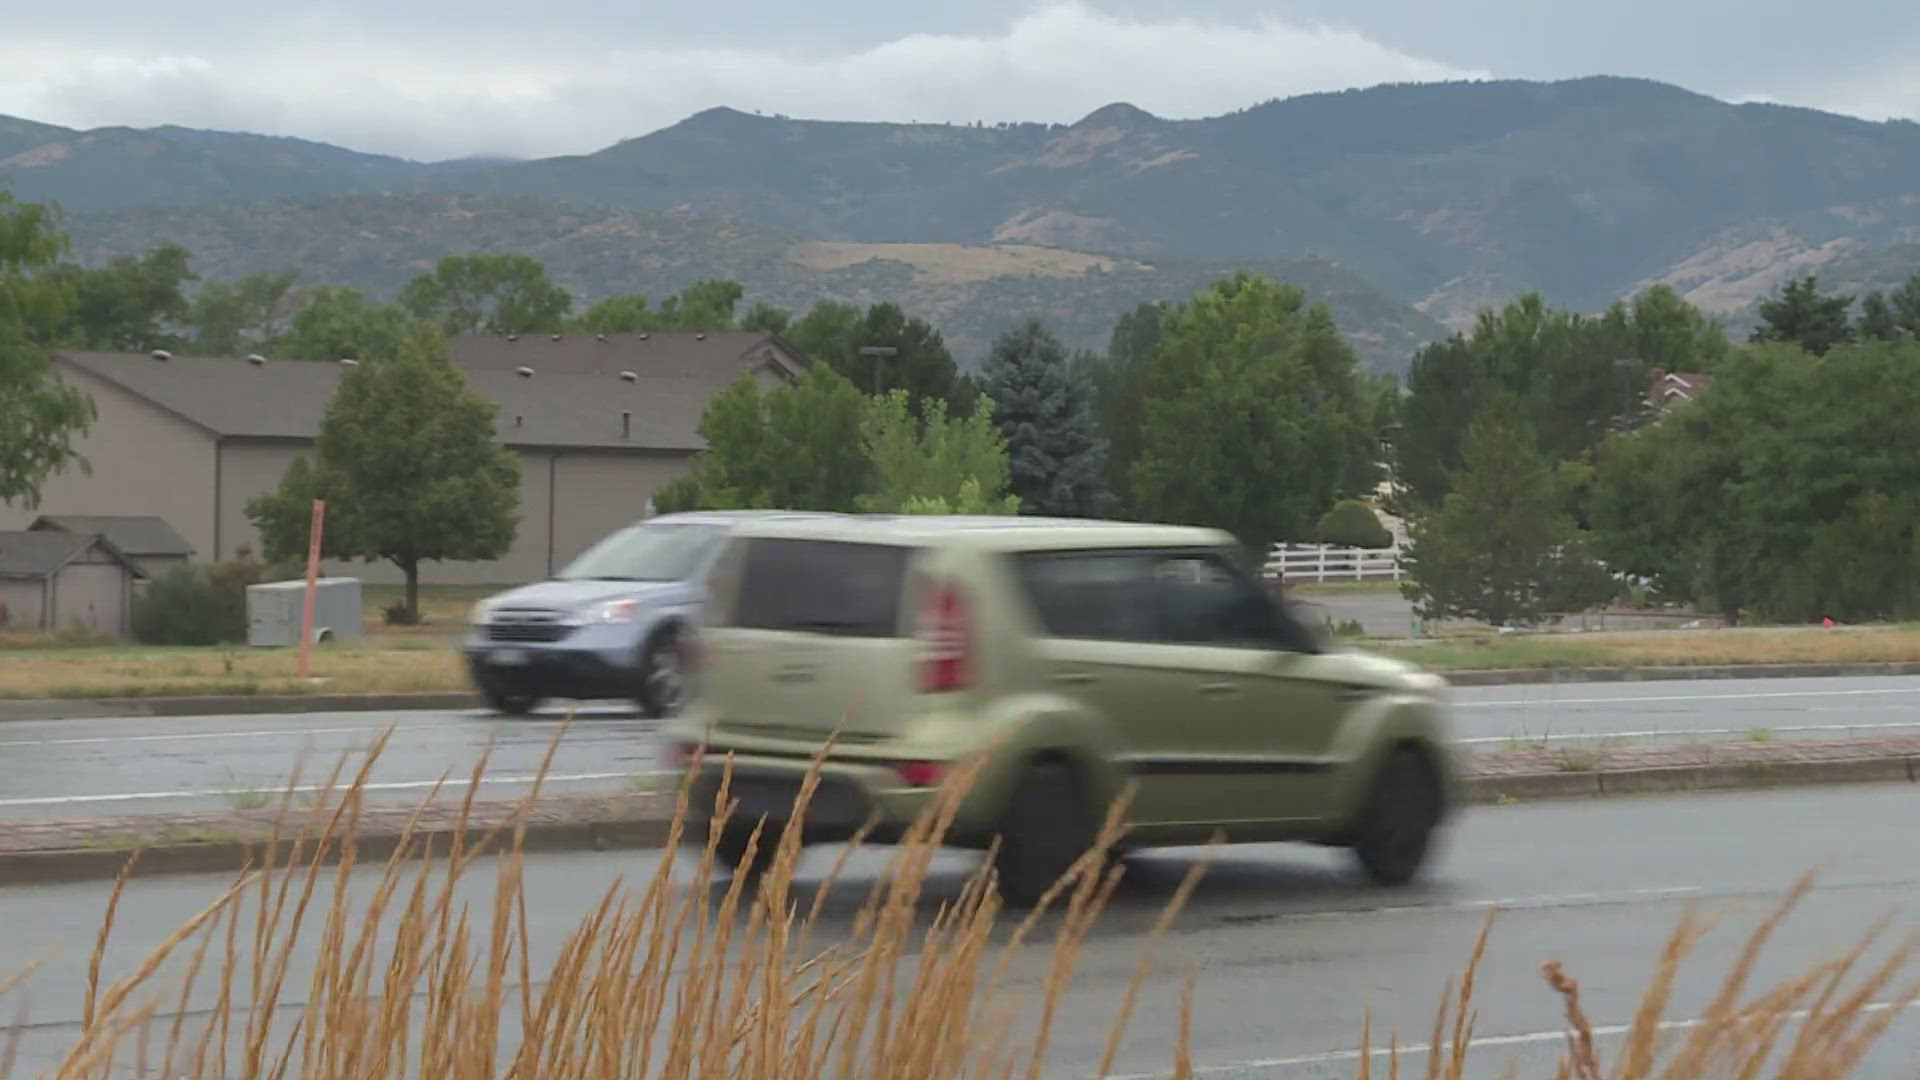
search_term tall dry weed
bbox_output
[3,722,1212,1078]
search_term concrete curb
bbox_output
[1465,754,1918,804]
[4,815,675,887]
[1443,660,1920,686]
[0,692,481,722]
[8,755,1913,886]
[2,660,1919,722]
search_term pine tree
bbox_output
[979,318,1112,517]
[1400,400,1616,628]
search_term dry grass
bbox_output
[6,726,1915,1078]
[1379,625,1920,672]
[0,640,467,700]
[2,726,1213,1078]
[1376,874,1918,1079]
[785,241,1138,285]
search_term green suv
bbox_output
[663,515,1458,905]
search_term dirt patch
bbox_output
[787,240,1137,285]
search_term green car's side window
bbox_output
[1012,551,1155,641]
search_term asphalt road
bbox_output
[1,675,1917,820]
[1,785,1916,1076]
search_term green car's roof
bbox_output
[724,513,1236,552]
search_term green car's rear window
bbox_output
[727,538,913,637]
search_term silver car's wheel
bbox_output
[637,627,685,719]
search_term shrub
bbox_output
[131,557,272,645]
[1317,499,1394,548]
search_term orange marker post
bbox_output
[296,499,326,679]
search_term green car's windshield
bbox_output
[556,522,725,583]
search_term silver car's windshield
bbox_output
[556,522,725,582]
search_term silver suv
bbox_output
[463,511,833,717]
[666,514,1459,905]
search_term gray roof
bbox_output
[30,515,195,557]
[55,333,806,452]
[0,531,141,579]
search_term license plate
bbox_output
[489,649,528,666]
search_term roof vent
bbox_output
[506,333,519,342]
[595,333,608,343]
[620,370,638,382]
[695,332,707,340]
[339,358,359,367]
[246,354,265,365]
[550,333,562,342]
[637,332,650,341]
[150,349,172,361]
[516,365,534,378]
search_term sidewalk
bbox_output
[4,736,1915,884]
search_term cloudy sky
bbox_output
[4,0,1916,161]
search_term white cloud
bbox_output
[0,1,1485,160]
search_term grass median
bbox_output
[1373,623,1920,671]
[8,734,1911,1078]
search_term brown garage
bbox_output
[0,532,146,638]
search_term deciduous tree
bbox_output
[785,300,963,409]
[399,253,571,336]
[650,365,870,513]
[0,193,95,508]
[189,270,300,354]
[1129,273,1377,552]
[245,324,520,620]
[979,318,1110,517]
[274,285,413,362]
[858,390,1018,515]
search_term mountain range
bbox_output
[9,75,1920,369]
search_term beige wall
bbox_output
[0,579,46,631]
[0,366,218,554]
[53,558,131,637]
[216,441,695,586]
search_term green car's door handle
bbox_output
[1197,681,1238,697]
[773,664,820,683]
[1053,670,1098,685]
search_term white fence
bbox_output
[1266,542,1405,583]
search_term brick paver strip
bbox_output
[5,736,1917,859]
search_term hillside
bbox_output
[62,193,1444,370]
[13,75,1920,331]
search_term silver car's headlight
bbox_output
[579,598,641,624]
[468,600,495,626]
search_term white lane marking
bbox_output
[1106,999,1920,1079]
[0,771,637,808]
[1224,887,1706,926]
[1457,720,1920,745]
[0,725,386,749]
[1459,687,1920,708]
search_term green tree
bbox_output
[50,242,195,352]
[188,270,300,354]
[1316,499,1393,548]
[399,254,572,336]
[1396,292,1678,510]
[652,365,870,513]
[0,193,95,508]
[1890,273,1920,339]
[1857,291,1899,341]
[1588,339,1920,624]
[1400,402,1617,628]
[858,390,1018,515]
[979,318,1110,517]
[1129,273,1378,552]
[784,300,962,408]
[740,301,791,334]
[274,286,413,362]
[245,324,520,620]
[570,280,763,335]
[1750,274,1853,356]
[1083,300,1173,510]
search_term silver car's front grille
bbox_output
[485,609,574,643]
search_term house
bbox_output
[0,333,808,585]
[0,531,145,637]
[28,514,195,580]
[1647,369,1712,416]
